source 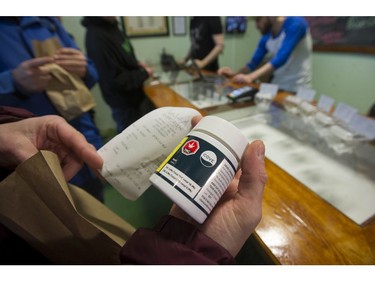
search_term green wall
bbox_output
[312,52,374,113]
[62,16,375,133]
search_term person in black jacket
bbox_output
[82,17,155,133]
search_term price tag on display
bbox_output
[258,83,279,98]
[348,114,375,140]
[333,102,358,124]
[296,87,316,102]
[317,94,335,113]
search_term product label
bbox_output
[155,136,237,215]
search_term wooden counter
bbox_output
[143,81,375,265]
[260,158,375,264]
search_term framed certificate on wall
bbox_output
[122,16,169,38]
[172,16,187,36]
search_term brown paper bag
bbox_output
[0,151,135,264]
[44,63,96,121]
[32,38,96,121]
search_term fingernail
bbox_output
[256,141,265,161]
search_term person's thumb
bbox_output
[237,140,267,199]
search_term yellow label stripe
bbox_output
[156,137,188,172]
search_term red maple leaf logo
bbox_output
[182,140,199,155]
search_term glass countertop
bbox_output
[152,66,245,109]
[213,104,375,226]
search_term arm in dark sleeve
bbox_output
[0,106,35,180]
[120,215,235,265]
[0,106,35,124]
[269,19,307,69]
[209,16,223,35]
[246,35,269,71]
[82,58,98,89]
[0,70,16,95]
[86,35,148,93]
[111,61,149,93]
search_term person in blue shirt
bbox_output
[0,17,105,201]
[219,17,312,93]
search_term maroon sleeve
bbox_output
[120,215,236,265]
[0,106,50,263]
[0,106,35,124]
[0,106,35,180]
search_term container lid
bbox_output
[315,111,333,125]
[255,92,273,101]
[285,95,302,105]
[330,125,354,141]
[192,115,249,159]
[299,101,317,114]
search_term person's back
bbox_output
[82,17,153,133]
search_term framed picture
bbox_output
[172,16,187,36]
[121,16,169,38]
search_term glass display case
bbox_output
[213,103,375,226]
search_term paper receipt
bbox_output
[98,107,201,200]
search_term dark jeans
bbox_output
[111,106,140,134]
[111,98,155,134]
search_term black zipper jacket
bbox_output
[81,17,149,107]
